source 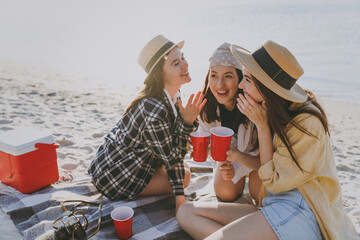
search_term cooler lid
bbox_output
[0,127,55,156]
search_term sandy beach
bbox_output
[0,62,359,238]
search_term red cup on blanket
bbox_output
[190,131,211,162]
[210,126,234,162]
[111,206,134,240]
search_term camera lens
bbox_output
[54,225,71,240]
[73,223,87,240]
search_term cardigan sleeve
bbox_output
[258,114,325,194]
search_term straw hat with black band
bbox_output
[138,34,184,84]
[230,40,308,103]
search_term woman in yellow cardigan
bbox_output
[176,40,358,239]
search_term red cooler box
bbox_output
[0,127,60,194]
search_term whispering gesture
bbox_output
[178,91,207,125]
[237,93,268,129]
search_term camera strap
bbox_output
[53,200,102,240]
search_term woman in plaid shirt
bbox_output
[88,35,206,211]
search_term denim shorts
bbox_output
[259,188,323,240]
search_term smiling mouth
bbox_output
[217,90,228,96]
[181,72,189,77]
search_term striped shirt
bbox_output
[88,91,196,200]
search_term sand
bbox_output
[0,62,359,238]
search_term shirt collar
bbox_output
[163,89,180,117]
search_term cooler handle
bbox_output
[35,143,60,149]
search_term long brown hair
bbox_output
[252,75,329,171]
[199,68,259,152]
[124,57,165,115]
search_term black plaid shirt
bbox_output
[88,91,196,200]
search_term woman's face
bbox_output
[162,47,191,89]
[238,67,264,103]
[209,65,239,109]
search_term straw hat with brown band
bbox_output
[138,34,184,84]
[230,40,308,103]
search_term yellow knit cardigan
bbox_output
[258,112,358,240]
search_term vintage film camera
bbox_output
[52,200,102,240]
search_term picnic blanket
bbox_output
[0,162,252,240]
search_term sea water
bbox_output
[0,0,359,104]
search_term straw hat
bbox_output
[230,40,308,103]
[138,34,184,84]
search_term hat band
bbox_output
[252,47,297,90]
[145,41,175,73]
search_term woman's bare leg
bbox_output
[183,162,191,188]
[213,167,246,202]
[139,163,191,196]
[177,201,258,240]
[204,210,278,240]
[249,170,262,205]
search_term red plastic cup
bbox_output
[190,131,211,162]
[111,206,134,240]
[210,126,234,162]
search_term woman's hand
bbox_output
[227,147,262,170]
[226,147,242,163]
[219,161,235,181]
[237,93,268,130]
[178,92,207,125]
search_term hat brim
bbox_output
[230,44,308,103]
[144,41,184,84]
